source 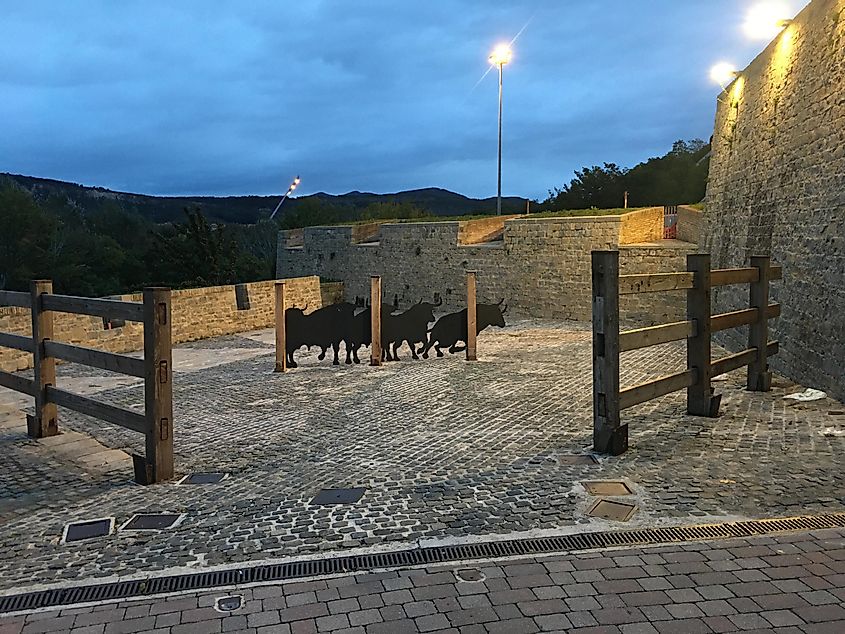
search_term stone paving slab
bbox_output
[1,528,843,633]
[0,321,842,592]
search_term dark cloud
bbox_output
[0,0,806,199]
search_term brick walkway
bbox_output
[0,320,843,597]
[1,528,844,633]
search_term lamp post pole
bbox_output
[496,61,504,216]
[488,44,511,216]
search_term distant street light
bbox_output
[269,175,301,220]
[489,43,512,216]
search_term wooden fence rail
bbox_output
[591,252,782,455]
[0,280,174,484]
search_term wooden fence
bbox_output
[591,252,782,456]
[0,280,174,484]
[274,272,481,369]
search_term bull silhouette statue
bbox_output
[421,299,507,358]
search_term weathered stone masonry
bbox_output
[277,210,699,325]
[704,0,845,401]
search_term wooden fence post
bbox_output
[686,254,720,417]
[747,255,772,391]
[28,280,58,438]
[466,271,477,361]
[142,287,174,484]
[591,251,626,455]
[370,276,382,366]
[274,281,287,373]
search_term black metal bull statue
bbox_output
[382,296,442,361]
[285,302,356,368]
[421,299,507,358]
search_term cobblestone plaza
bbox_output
[0,320,843,632]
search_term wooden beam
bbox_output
[370,276,382,366]
[618,272,694,295]
[747,256,772,391]
[591,251,626,455]
[0,331,34,353]
[711,268,758,286]
[767,340,779,357]
[770,265,783,280]
[0,290,31,308]
[0,370,35,396]
[711,348,757,378]
[687,254,719,417]
[711,308,758,332]
[466,271,477,361]
[47,385,146,433]
[143,287,174,484]
[274,281,287,373]
[42,294,144,322]
[44,341,145,378]
[619,320,696,352]
[29,280,58,438]
[620,369,697,410]
[766,303,781,319]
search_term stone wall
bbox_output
[619,242,698,325]
[0,276,321,373]
[703,0,845,401]
[278,214,695,323]
[619,207,664,244]
[677,206,703,244]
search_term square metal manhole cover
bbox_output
[179,472,228,485]
[310,488,366,505]
[121,514,184,531]
[587,499,637,522]
[557,454,599,465]
[63,518,114,543]
[582,480,633,496]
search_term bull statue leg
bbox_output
[332,341,341,366]
[392,341,402,361]
[287,350,298,369]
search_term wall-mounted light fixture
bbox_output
[743,2,794,40]
[710,62,740,86]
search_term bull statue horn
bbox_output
[501,303,508,314]
[434,295,442,306]
[497,298,504,305]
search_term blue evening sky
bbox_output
[0,1,806,200]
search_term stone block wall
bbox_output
[278,214,695,322]
[676,206,702,244]
[703,0,845,401]
[0,276,321,373]
[619,207,664,244]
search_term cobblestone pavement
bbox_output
[0,321,843,593]
[1,528,844,633]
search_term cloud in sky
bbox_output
[0,0,806,199]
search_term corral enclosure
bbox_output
[276,207,702,325]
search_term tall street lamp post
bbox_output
[489,44,512,216]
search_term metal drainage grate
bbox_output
[121,514,184,531]
[310,488,366,505]
[587,499,638,522]
[582,481,633,496]
[179,473,228,485]
[3,512,843,615]
[62,518,114,544]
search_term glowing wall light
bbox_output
[710,62,739,86]
[743,1,793,40]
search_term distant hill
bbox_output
[1,173,528,224]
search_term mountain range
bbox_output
[1,172,528,224]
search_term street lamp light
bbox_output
[743,1,793,40]
[489,44,512,216]
[269,175,301,220]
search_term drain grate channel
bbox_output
[2,512,843,615]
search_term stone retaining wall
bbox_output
[704,0,845,401]
[277,214,697,323]
[0,276,322,373]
